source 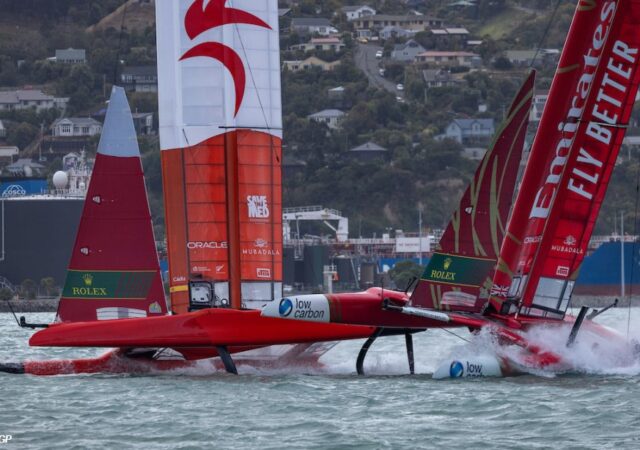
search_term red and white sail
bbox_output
[410,71,535,312]
[156,0,283,313]
[493,0,640,318]
[57,86,168,322]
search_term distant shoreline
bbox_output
[0,295,637,314]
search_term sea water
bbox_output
[1,308,640,449]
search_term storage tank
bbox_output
[303,245,328,289]
[360,262,377,288]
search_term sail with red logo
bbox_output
[56,86,168,322]
[409,71,535,313]
[495,0,640,318]
[157,0,283,313]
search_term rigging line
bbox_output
[440,327,471,343]
[231,18,274,137]
[529,0,563,69]
[113,1,129,86]
[626,150,640,338]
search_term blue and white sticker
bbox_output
[262,294,330,322]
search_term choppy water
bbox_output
[2,308,640,449]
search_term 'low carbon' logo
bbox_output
[449,361,464,378]
[279,298,293,317]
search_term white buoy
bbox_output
[433,355,503,379]
[52,171,69,190]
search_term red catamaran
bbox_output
[4,0,640,378]
[263,0,640,377]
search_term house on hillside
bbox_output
[290,37,346,52]
[290,18,337,36]
[415,51,480,67]
[341,5,376,21]
[348,142,388,162]
[0,90,66,112]
[444,118,495,144]
[351,14,443,32]
[282,56,340,72]
[422,69,461,89]
[55,48,86,64]
[121,66,158,92]
[503,49,560,68]
[132,112,154,135]
[379,26,415,40]
[52,118,102,137]
[530,91,549,122]
[307,109,345,130]
[391,39,426,63]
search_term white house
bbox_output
[391,39,426,63]
[52,118,102,137]
[307,109,345,129]
[290,37,346,52]
[55,48,86,64]
[341,5,376,21]
[0,89,66,112]
[530,91,549,122]
[290,18,338,36]
[444,118,495,144]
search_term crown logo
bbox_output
[82,273,93,286]
[444,257,453,270]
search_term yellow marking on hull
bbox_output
[170,284,189,293]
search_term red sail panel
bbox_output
[58,153,167,322]
[490,0,622,313]
[162,130,282,312]
[237,130,283,301]
[519,0,640,315]
[162,135,228,314]
[410,71,535,312]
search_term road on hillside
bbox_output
[354,43,404,98]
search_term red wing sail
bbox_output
[57,87,168,322]
[410,71,535,312]
[516,0,640,317]
[157,2,283,313]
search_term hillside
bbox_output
[0,0,637,237]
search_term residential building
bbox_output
[444,118,495,144]
[52,118,102,137]
[530,91,549,122]
[415,51,480,67]
[290,18,337,36]
[0,89,66,112]
[341,5,376,21]
[328,86,345,99]
[391,39,426,63]
[307,109,345,129]
[55,48,86,64]
[120,66,158,92]
[422,69,461,88]
[290,37,346,52]
[431,27,470,42]
[379,26,415,40]
[132,112,154,135]
[351,14,443,32]
[0,146,19,163]
[282,56,341,72]
[349,141,388,162]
